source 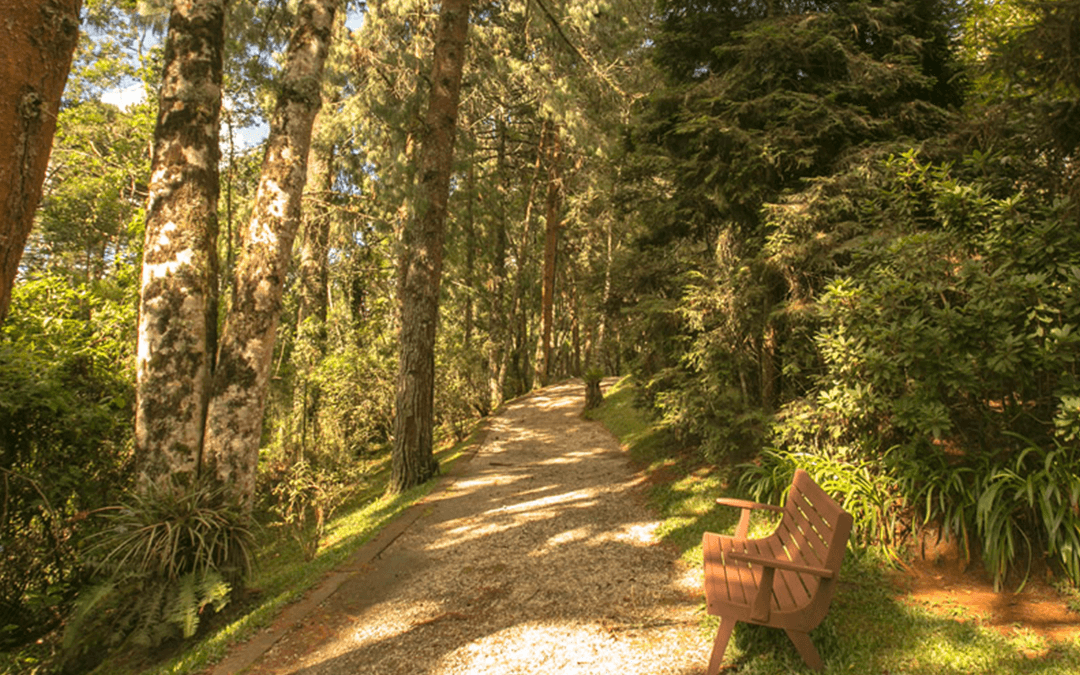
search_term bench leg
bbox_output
[784,629,823,671]
[706,618,736,675]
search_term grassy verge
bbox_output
[106,426,481,675]
[588,376,1080,674]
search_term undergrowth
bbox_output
[0,424,481,675]
[123,433,479,675]
[588,375,1080,674]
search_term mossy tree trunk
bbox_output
[203,0,338,508]
[135,0,226,493]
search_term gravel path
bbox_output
[239,380,708,674]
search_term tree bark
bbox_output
[291,112,335,460]
[0,0,82,324]
[134,0,225,493]
[537,125,562,386]
[390,0,472,493]
[507,128,546,396]
[298,113,334,333]
[487,115,509,410]
[202,0,337,506]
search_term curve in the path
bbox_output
[241,380,707,675]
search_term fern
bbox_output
[62,580,117,651]
[173,572,200,638]
[130,581,167,647]
[197,569,231,614]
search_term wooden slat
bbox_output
[786,492,825,565]
[761,535,796,605]
[794,491,835,545]
[790,492,829,544]
[727,537,760,606]
[778,509,824,569]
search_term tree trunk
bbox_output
[536,125,562,386]
[390,0,472,494]
[291,112,335,460]
[463,159,476,348]
[202,0,338,506]
[596,215,613,367]
[298,113,334,333]
[134,0,225,493]
[487,115,509,410]
[505,130,545,396]
[0,0,82,323]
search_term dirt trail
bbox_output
[234,380,708,674]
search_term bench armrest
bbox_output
[715,498,782,538]
[725,551,835,579]
[714,497,783,512]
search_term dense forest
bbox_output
[2,0,1078,671]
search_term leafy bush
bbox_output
[0,274,136,648]
[745,439,1080,591]
[739,447,903,552]
[752,149,1080,587]
[974,439,1080,591]
[435,330,490,441]
[265,328,396,470]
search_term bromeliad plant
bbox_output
[63,482,254,666]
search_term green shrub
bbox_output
[745,440,1080,591]
[975,439,1080,591]
[0,274,136,649]
[63,483,254,665]
[739,447,903,551]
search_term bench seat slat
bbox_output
[723,534,760,606]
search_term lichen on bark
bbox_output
[134,0,225,494]
[202,0,339,509]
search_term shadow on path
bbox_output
[237,381,707,675]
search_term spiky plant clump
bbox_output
[62,482,255,668]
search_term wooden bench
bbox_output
[702,469,853,673]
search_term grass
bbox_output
[587,376,1080,675]
[80,426,482,675]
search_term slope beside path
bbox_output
[224,380,708,674]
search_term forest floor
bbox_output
[892,543,1080,648]
[200,379,1080,675]
[213,380,709,675]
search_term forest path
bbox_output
[234,380,707,674]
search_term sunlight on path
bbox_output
[244,381,706,675]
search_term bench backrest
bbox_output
[772,469,853,623]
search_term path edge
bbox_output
[206,424,489,675]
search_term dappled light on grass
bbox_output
[590,378,1080,675]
